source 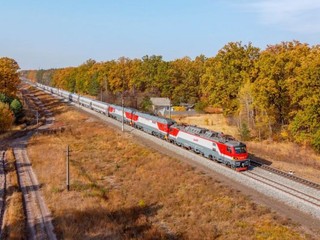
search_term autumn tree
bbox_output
[0,102,14,132]
[287,45,320,150]
[168,55,205,105]
[252,41,310,137]
[201,42,259,115]
[140,55,169,95]
[0,57,20,97]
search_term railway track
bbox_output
[8,86,57,239]
[0,151,6,236]
[250,160,320,190]
[13,143,56,240]
[242,169,320,208]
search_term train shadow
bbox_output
[247,153,273,171]
[249,153,273,166]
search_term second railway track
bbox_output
[251,160,320,190]
[242,169,320,208]
[10,85,57,239]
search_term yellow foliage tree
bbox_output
[0,102,14,132]
[0,57,20,97]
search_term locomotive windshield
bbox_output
[234,146,247,154]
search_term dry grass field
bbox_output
[25,90,318,239]
[174,114,320,184]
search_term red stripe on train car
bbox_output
[169,127,180,137]
[157,122,169,133]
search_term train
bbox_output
[35,83,250,171]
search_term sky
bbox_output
[1,0,320,70]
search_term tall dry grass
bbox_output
[25,90,315,239]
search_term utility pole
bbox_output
[121,69,125,132]
[121,93,124,132]
[169,99,171,119]
[36,110,39,125]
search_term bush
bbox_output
[10,99,23,119]
[0,102,14,132]
[0,93,13,104]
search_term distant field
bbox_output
[27,90,315,239]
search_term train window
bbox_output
[234,146,247,153]
[227,147,232,153]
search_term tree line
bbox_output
[20,41,320,152]
[0,57,23,132]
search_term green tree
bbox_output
[10,98,23,119]
[0,93,13,104]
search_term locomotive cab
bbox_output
[223,142,250,171]
[231,143,250,171]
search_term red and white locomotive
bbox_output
[169,124,249,171]
[36,83,250,171]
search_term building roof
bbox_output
[150,97,170,106]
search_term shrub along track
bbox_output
[7,85,56,240]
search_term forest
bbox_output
[20,41,320,152]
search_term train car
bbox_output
[108,104,133,123]
[91,100,109,115]
[79,96,93,108]
[169,124,249,171]
[58,89,70,99]
[131,111,176,139]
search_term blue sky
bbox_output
[1,0,320,70]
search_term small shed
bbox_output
[150,97,171,116]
